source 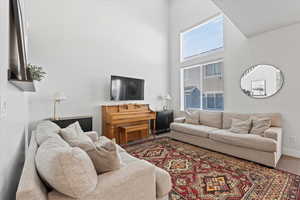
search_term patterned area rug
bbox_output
[125,137,300,200]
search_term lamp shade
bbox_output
[54,92,67,101]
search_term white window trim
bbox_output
[180,59,223,111]
[180,14,224,63]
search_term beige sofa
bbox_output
[170,111,282,167]
[16,122,171,200]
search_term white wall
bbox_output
[27,0,169,133]
[0,0,28,199]
[169,0,300,157]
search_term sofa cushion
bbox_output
[35,137,98,198]
[230,118,252,134]
[60,122,95,151]
[199,111,223,129]
[251,113,282,127]
[250,117,272,136]
[98,136,126,153]
[209,129,277,152]
[171,122,218,138]
[223,112,282,129]
[88,140,121,174]
[35,120,62,145]
[185,110,200,125]
[223,113,250,129]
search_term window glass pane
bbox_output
[216,93,224,110]
[205,63,222,77]
[183,67,201,110]
[181,62,224,111]
[207,94,215,109]
[181,15,223,61]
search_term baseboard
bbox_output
[283,148,300,158]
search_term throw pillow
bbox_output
[87,140,121,174]
[250,117,272,136]
[185,110,199,125]
[35,120,61,145]
[35,137,98,198]
[229,118,252,134]
[60,122,94,151]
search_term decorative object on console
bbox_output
[163,94,172,111]
[155,110,174,135]
[240,64,284,98]
[53,92,67,120]
[51,116,93,132]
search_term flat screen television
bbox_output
[110,76,145,101]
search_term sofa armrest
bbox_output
[264,127,282,141]
[48,160,156,200]
[174,117,185,123]
[85,131,98,142]
[96,160,156,200]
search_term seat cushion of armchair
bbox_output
[171,122,218,138]
[210,129,277,152]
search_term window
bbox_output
[181,61,224,111]
[203,92,224,110]
[204,62,222,77]
[180,15,224,62]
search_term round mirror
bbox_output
[240,64,284,98]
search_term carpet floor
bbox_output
[125,137,300,200]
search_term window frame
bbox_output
[180,59,224,111]
[180,14,224,63]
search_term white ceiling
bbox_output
[211,0,300,37]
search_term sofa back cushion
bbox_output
[199,111,223,129]
[185,110,200,125]
[35,137,97,198]
[223,113,250,129]
[251,113,282,127]
[223,112,282,129]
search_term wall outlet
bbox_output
[0,96,7,119]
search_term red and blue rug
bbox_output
[125,137,300,200]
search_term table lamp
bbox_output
[163,94,172,110]
[53,92,67,120]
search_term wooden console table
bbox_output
[101,104,156,144]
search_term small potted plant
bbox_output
[27,64,46,82]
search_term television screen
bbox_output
[111,76,145,101]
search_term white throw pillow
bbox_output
[35,137,98,198]
[60,122,94,151]
[250,117,272,136]
[229,118,252,134]
[35,120,61,145]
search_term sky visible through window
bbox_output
[181,15,224,60]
